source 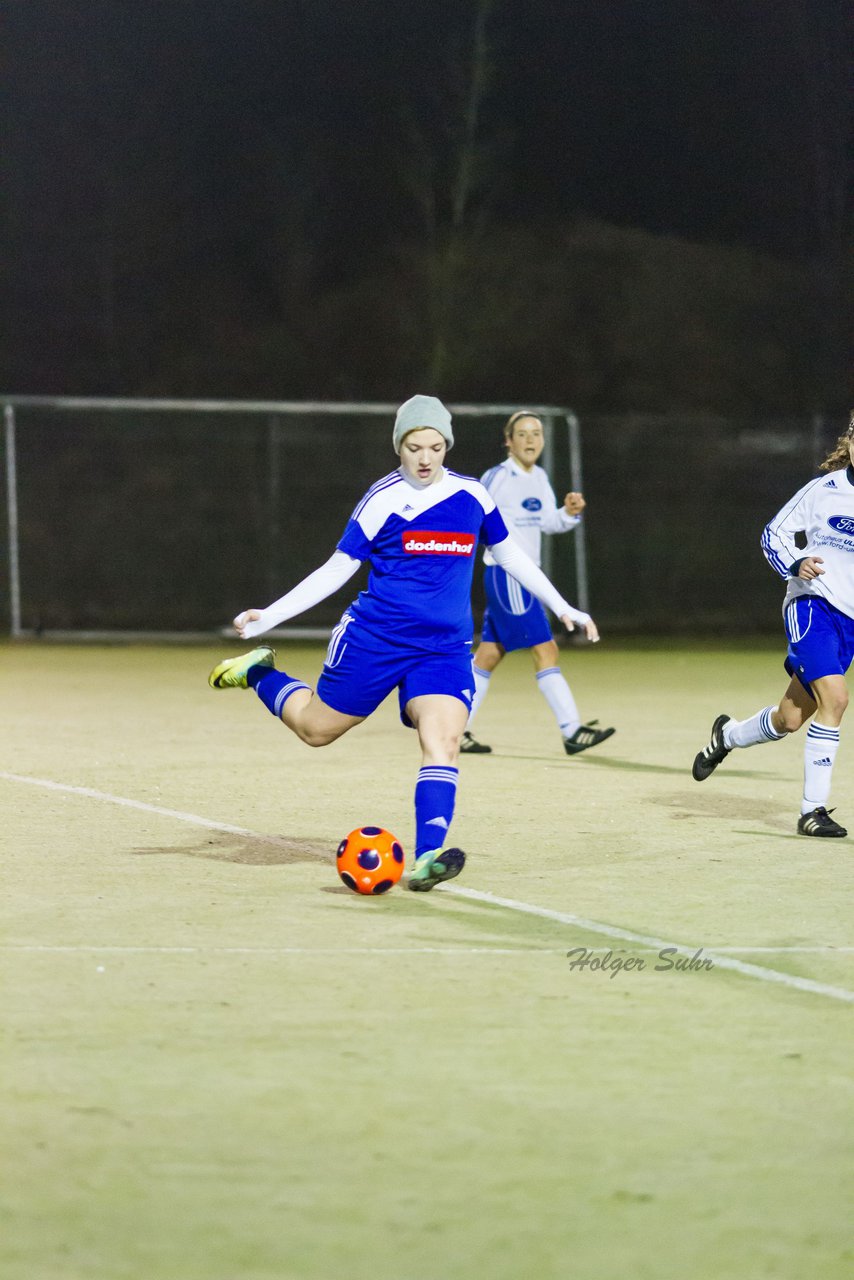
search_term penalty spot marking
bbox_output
[2,769,853,1005]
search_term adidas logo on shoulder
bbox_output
[824,478,837,487]
[402,503,414,512]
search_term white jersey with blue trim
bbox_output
[761,465,854,620]
[337,467,509,651]
[480,457,579,567]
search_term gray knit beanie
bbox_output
[392,394,454,454]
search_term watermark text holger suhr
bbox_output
[566,947,714,979]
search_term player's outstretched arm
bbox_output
[539,485,583,535]
[559,611,599,642]
[488,535,600,642]
[233,551,362,639]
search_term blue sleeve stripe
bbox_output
[763,527,793,578]
[761,526,792,579]
[762,474,825,576]
[352,472,401,520]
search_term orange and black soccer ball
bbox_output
[336,826,405,895]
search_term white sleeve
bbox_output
[241,551,362,638]
[488,535,590,625]
[539,479,581,536]
[760,479,818,580]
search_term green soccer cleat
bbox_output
[407,847,466,892]
[208,646,276,689]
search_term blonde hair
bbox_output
[503,411,543,442]
[819,409,854,472]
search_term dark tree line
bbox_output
[1,0,849,410]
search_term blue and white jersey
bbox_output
[337,468,509,651]
[480,458,579,567]
[762,465,854,620]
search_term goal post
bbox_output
[1,396,587,639]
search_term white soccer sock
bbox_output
[466,666,492,728]
[723,706,786,749]
[802,722,840,813]
[536,666,580,737]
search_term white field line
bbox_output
[1,944,561,956]
[2,770,853,1005]
[2,943,850,958]
[442,885,854,1004]
[0,771,293,847]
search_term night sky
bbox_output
[2,0,850,407]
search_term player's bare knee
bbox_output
[475,643,504,672]
[421,730,462,762]
[775,705,804,734]
[534,640,559,668]
[820,690,848,722]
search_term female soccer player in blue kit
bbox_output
[209,395,600,890]
[693,413,854,837]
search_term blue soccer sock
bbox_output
[249,665,310,719]
[414,765,459,859]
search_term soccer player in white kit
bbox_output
[461,411,615,756]
[692,413,854,837]
[208,396,600,889]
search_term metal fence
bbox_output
[576,411,844,632]
[1,397,585,638]
[1,397,844,638]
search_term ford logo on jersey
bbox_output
[521,497,542,512]
[827,515,854,536]
[403,531,476,554]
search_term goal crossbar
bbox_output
[1,396,587,639]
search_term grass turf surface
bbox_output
[1,640,852,1280]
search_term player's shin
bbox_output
[413,765,458,858]
[723,706,786,748]
[249,664,311,720]
[536,666,580,736]
[802,722,840,813]
[466,666,491,727]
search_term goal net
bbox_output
[1,398,583,637]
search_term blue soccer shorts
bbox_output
[316,613,475,726]
[480,564,553,652]
[783,594,854,692]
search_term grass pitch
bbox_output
[1,639,852,1280]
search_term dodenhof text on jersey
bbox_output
[403,531,476,555]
